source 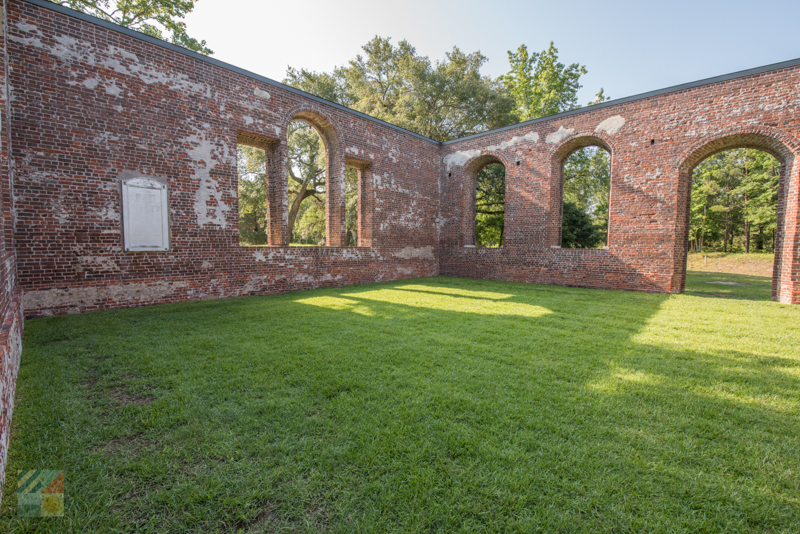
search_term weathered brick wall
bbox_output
[7,0,441,318]
[440,70,800,304]
[0,0,797,501]
[0,0,23,503]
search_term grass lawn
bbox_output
[687,252,775,277]
[1,275,799,533]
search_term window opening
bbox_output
[475,163,505,248]
[237,143,268,245]
[345,167,358,246]
[561,146,610,248]
[288,120,327,246]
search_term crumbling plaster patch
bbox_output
[595,116,626,135]
[14,23,210,97]
[24,281,190,313]
[545,126,575,144]
[442,132,540,172]
[393,246,435,260]
[254,88,271,100]
[186,129,235,228]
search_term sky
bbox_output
[183,0,800,106]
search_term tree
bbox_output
[51,0,212,54]
[345,168,359,246]
[287,121,327,244]
[689,149,779,253]
[286,37,516,142]
[501,42,588,121]
[562,202,601,248]
[475,163,505,247]
[237,145,268,245]
[562,146,610,246]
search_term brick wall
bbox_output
[0,0,23,503]
[0,0,797,502]
[7,0,441,318]
[440,72,800,305]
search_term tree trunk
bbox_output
[745,220,750,253]
[287,168,311,240]
[723,218,729,253]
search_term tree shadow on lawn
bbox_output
[3,276,799,532]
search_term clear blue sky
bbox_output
[183,0,800,105]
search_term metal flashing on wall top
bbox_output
[22,0,800,147]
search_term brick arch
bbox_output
[278,106,348,246]
[673,126,800,303]
[548,133,616,248]
[677,126,799,173]
[462,152,509,246]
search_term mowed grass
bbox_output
[687,252,775,277]
[2,275,800,533]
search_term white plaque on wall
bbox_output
[121,177,170,252]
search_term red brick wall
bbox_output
[0,0,798,501]
[440,72,800,305]
[3,0,800,327]
[0,0,23,503]
[7,0,441,318]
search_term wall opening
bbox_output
[287,120,328,246]
[236,134,271,246]
[475,162,506,248]
[685,148,780,300]
[561,145,611,248]
[345,167,359,246]
[676,131,796,302]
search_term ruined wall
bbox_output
[440,67,800,304]
[8,0,441,318]
[0,0,23,502]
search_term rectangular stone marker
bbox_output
[122,177,170,251]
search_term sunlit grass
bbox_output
[2,275,799,533]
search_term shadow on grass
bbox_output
[2,276,799,532]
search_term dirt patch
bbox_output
[93,434,151,455]
[107,385,155,407]
[81,376,100,387]
[229,502,282,533]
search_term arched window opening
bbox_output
[685,148,780,300]
[475,163,505,248]
[345,167,358,246]
[237,138,269,246]
[288,120,327,246]
[689,149,779,254]
[561,146,610,248]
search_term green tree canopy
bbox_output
[562,146,610,247]
[501,42,589,121]
[562,202,602,249]
[475,163,506,247]
[286,37,516,142]
[690,149,779,253]
[237,145,268,245]
[51,0,212,54]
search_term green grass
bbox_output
[2,275,799,533]
[685,270,774,301]
[687,252,775,277]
